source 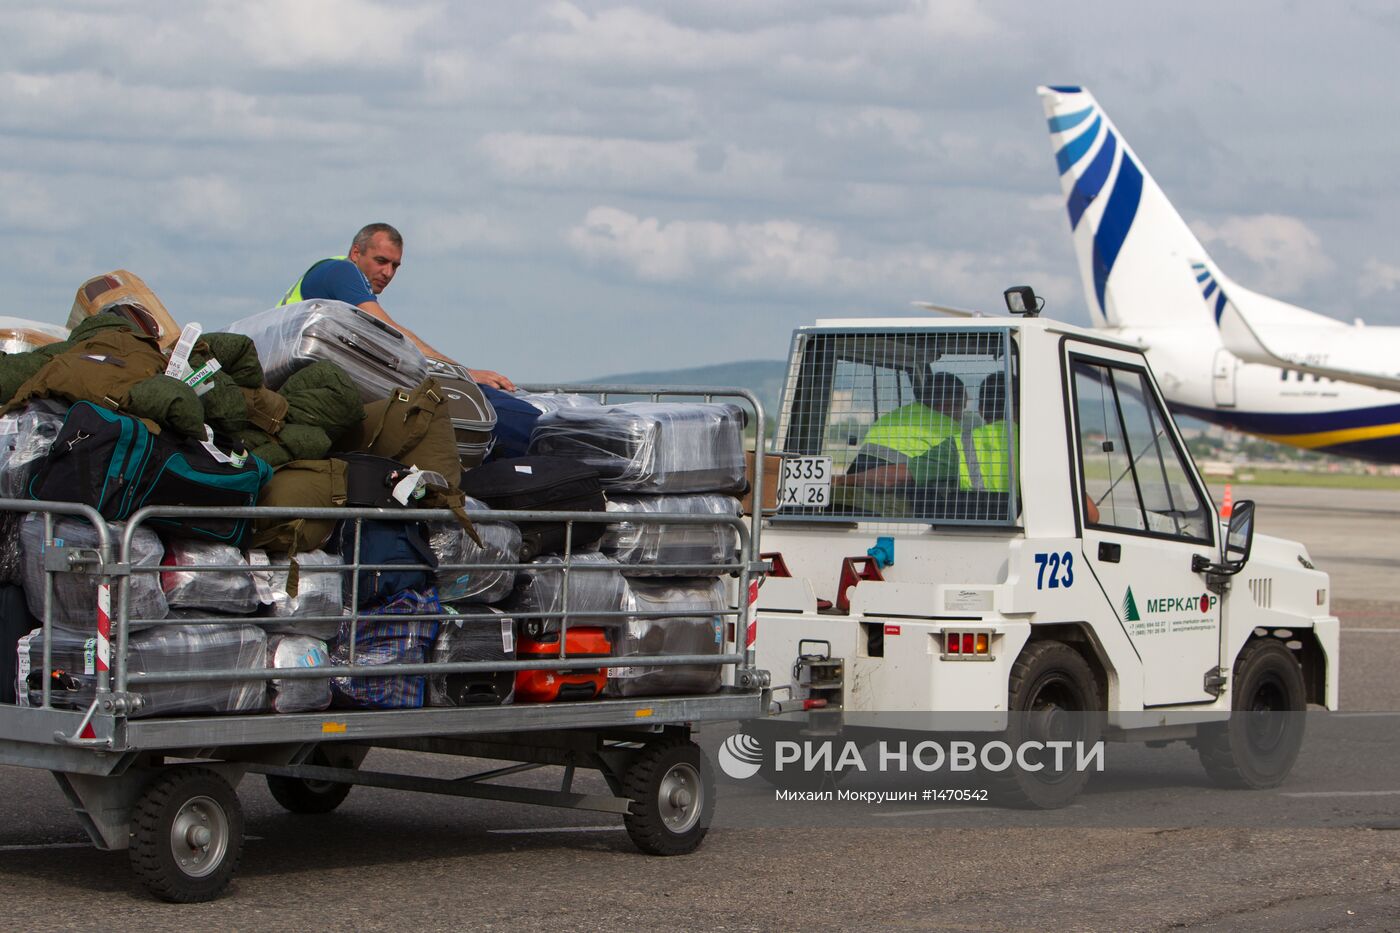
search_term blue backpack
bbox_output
[334,518,438,608]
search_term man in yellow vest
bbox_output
[842,371,973,489]
[970,371,1014,493]
[280,223,515,391]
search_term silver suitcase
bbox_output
[223,300,429,403]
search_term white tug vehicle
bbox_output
[751,287,1339,806]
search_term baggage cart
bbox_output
[0,386,770,902]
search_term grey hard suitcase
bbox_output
[222,299,429,403]
[605,578,725,698]
[427,360,497,469]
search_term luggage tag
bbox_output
[164,322,222,397]
[390,466,450,505]
[199,425,249,468]
[15,630,36,708]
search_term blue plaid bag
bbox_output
[330,589,442,709]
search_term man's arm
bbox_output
[355,300,517,391]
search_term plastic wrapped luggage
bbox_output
[252,549,344,640]
[606,578,726,698]
[268,634,333,713]
[22,623,267,716]
[0,316,67,355]
[515,627,611,702]
[67,270,181,350]
[429,608,515,707]
[427,498,520,604]
[459,456,606,560]
[600,494,741,571]
[528,402,747,494]
[19,514,168,630]
[160,541,260,614]
[222,300,429,403]
[330,589,440,709]
[505,553,627,636]
[0,400,67,500]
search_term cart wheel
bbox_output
[266,746,354,814]
[129,765,243,903]
[623,740,714,856]
[994,639,1103,810]
[1197,638,1307,789]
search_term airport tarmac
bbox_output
[0,484,1396,931]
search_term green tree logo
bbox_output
[1122,587,1142,622]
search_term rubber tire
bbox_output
[1197,638,1307,789]
[266,747,355,814]
[623,740,715,856]
[994,640,1103,810]
[129,766,244,903]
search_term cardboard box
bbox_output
[741,450,783,515]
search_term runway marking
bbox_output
[1280,790,1400,798]
[487,825,623,835]
[1342,628,1400,634]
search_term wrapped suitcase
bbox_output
[330,588,441,709]
[427,360,498,469]
[606,578,726,698]
[515,626,611,702]
[254,549,345,640]
[20,514,168,630]
[2,584,39,704]
[222,299,429,403]
[427,501,521,604]
[528,402,747,494]
[429,607,515,707]
[506,553,627,637]
[0,400,70,500]
[160,541,260,614]
[0,316,67,355]
[268,634,333,713]
[22,623,267,716]
[67,270,181,350]
[459,455,607,560]
[600,494,741,571]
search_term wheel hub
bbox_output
[658,763,702,834]
[169,795,229,878]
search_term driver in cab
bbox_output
[835,371,975,490]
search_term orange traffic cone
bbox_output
[1221,483,1233,519]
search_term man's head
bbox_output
[347,223,403,295]
[979,372,1007,423]
[922,371,967,418]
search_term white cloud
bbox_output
[1191,214,1334,295]
[1359,258,1400,298]
[412,210,524,255]
[154,176,251,238]
[478,132,783,191]
[566,205,1048,299]
[204,0,438,69]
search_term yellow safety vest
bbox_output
[860,404,971,489]
[971,421,1016,493]
[278,255,347,307]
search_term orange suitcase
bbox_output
[515,627,611,702]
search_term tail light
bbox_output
[942,629,994,660]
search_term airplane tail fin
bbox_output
[1036,86,1220,333]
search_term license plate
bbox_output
[780,456,831,509]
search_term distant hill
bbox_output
[586,359,788,426]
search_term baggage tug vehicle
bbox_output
[751,291,1338,806]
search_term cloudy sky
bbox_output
[5,1,1398,380]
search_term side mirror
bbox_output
[1224,499,1255,569]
